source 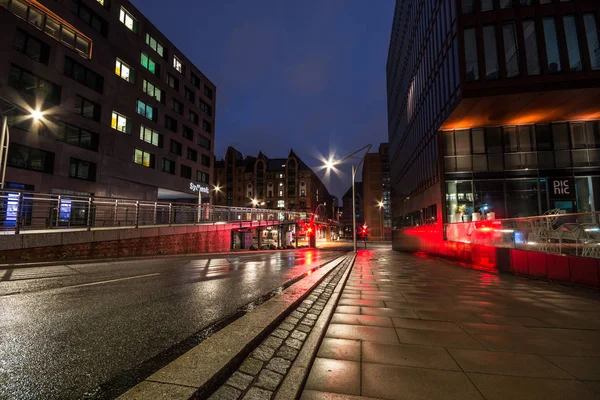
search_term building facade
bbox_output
[0,0,216,202]
[341,182,363,237]
[362,143,392,240]
[387,0,600,248]
[213,147,334,218]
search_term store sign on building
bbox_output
[548,178,575,199]
[189,183,209,194]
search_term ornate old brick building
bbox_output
[213,147,334,218]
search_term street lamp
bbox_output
[251,198,259,207]
[0,107,44,189]
[377,201,384,241]
[323,144,372,253]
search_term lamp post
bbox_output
[378,201,384,241]
[323,144,372,253]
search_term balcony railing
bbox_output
[445,210,600,258]
[0,190,308,234]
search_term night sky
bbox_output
[131,0,395,201]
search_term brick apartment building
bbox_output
[0,0,215,203]
[362,143,392,240]
[213,147,334,218]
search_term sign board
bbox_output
[189,183,209,194]
[548,178,575,200]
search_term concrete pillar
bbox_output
[257,228,262,248]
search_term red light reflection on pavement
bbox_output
[402,221,499,272]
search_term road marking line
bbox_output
[65,273,160,289]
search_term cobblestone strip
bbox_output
[208,256,352,400]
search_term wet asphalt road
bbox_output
[0,249,343,399]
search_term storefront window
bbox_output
[506,179,540,218]
[576,177,593,213]
[474,180,505,219]
[446,181,473,222]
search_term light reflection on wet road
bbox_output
[0,249,342,399]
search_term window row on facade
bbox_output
[462,0,575,15]
[5,140,210,185]
[1,0,92,58]
[443,120,600,172]
[464,13,600,82]
[445,175,600,223]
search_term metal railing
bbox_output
[445,210,600,258]
[0,190,309,234]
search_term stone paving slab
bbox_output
[301,249,600,400]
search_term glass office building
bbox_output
[387,0,600,249]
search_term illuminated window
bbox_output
[136,100,156,121]
[141,52,159,75]
[142,79,163,102]
[145,33,164,57]
[173,55,183,73]
[134,148,154,168]
[111,111,131,134]
[119,7,137,33]
[115,58,134,82]
[140,125,161,146]
[96,0,104,5]
[277,200,285,208]
[279,190,284,197]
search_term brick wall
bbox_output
[1,230,231,263]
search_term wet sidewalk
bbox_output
[301,249,600,400]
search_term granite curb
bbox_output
[117,254,350,400]
[274,255,356,400]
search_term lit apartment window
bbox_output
[145,33,164,57]
[119,7,137,33]
[141,52,159,76]
[115,58,134,83]
[134,148,154,168]
[136,100,156,121]
[142,79,164,103]
[173,55,183,73]
[140,125,161,146]
[111,111,131,134]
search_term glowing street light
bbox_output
[30,109,43,122]
[0,107,46,189]
[251,198,259,207]
[321,144,372,253]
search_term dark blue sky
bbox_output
[132,0,394,199]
